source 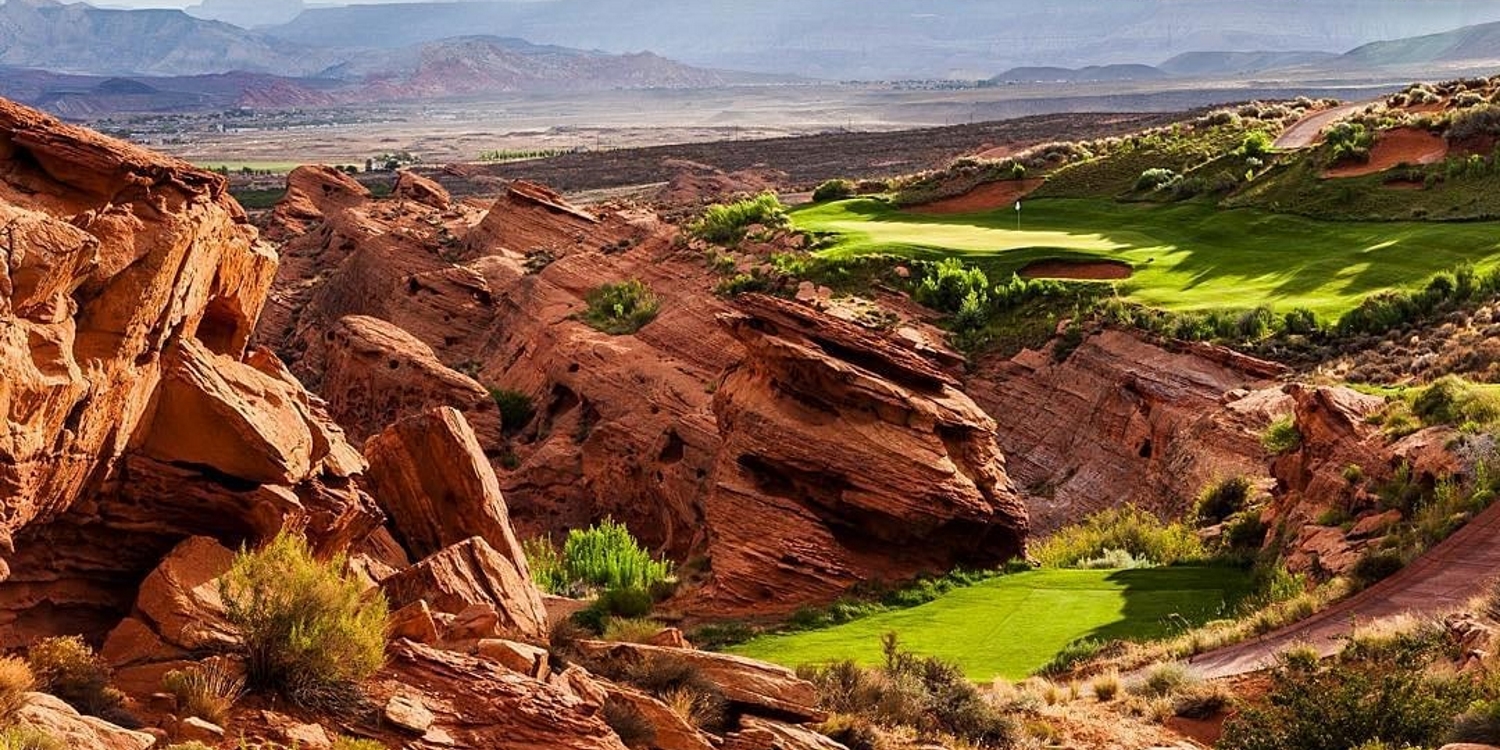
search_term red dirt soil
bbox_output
[1324,127,1449,178]
[908,178,1044,215]
[1019,259,1133,280]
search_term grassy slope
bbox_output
[796,197,1500,317]
[731,567,1250,681]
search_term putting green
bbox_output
[794,198,1500,317]
[730,567,1250,681]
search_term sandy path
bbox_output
[1273,103,1367,150]
[1019,260,1133,280]
[1323,127,1449,178]
[1189,499,1500,679]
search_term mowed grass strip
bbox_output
[730,567,1250,681]
[794,197,1500,317]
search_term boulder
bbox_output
[381,537,547,639]
[596,680,715,750]
[376,640,628,750]
[387,600,440,644]
[574,640,824,722]
[16,692,155,750]
[394,170,451,210]
[364,406,526,560]
[177,716,225,743]
[384,693,435,734]
[478,638,550,678]
[724,717,849,750]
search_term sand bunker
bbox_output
[1019,259,1133,281]
[909,178,1044,215]
[1324,128,1449,179]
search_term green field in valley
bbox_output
[794,197,1500,317]
[730,567,1250,681]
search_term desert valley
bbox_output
[11,1,1500,749]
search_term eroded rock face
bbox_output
[0,98,380,646]
[970,330,1290,530]
[381,537,547,640]
[698,295,1028,613]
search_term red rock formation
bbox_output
[0,98,380,647]
[381,537,548,640]
[393,170,452,211]
[697,294,1028,613]
[970,330,1290,530]
[374,641,629,750]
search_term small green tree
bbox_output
[584,280,661,335]
[812,179,856,202]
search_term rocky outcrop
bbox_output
[698,294,1028,613]
[0,98,381,647]
[971,330,1290,530]
[374,640,629,750]
[393,170,451,211]
[381,537,547,640]
[364,406,528,559]
[725,717,851,750]
[573,640,825,722]
[317,316,499,444]
[463,180,601,256]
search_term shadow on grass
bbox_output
[1067,566,1253,650]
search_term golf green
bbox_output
[730,567,1250,681]
[794,197,1500,318]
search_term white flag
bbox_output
[1015,201,1021,211]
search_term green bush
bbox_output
[688,193,788,245]
[1325,122,1375,165]
[522,536,569,595]
[1032,505,1206,568]
[489,388,535,434]
[562,519,673,594]
[220,532,388,710]
[1262,416,1303,455]
[914,258,990,314]
[331,738,388,750]
[26,637,124,721]
[1136,168,1180,191]
[1448,105,1500,142]
[584,280,660,335]
[1196,476,1253,526]
[1412,376,1500,428]
[1238,131,1274,160]
[1219,646,1473,750]
[812,179,856,202]
[1351,547,1406,587]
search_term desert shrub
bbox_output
[331,738,387,750]
[602,697,656,748]
[0,657,33,727]
[1222,511,1269,551]
[562,519,673,594]
[1077,548,1154,570]
[1450,698,1500,745]
[1262,416,1302,455]
[817,715,881,750]
[660,686,727,733]
[1412,376,1500,428]
[1325,122,1375,164]
[688,621,756,651]
[163,743,216,750]
[26,636,124,720]
[1031,505,1206,568]
[1351,547,1406,587]
[584,280,660,335]
[1037,638,1108,676]
[602,618,662,644]
[612,656,727,732]
[1448,105,1500,142]
[522,536,568,595]
[220,531,388,710]
[1219,646,1473,750]
[1091,671,1121,702]
[1196,476,1254,525]
[915,258,990,314]
[800,634,1017,748]
[812,179,857,202]
[1135,168,1180,191]
[1238,130,1274,160]
[688,192,787,244]
[489,388,535,434]
[0,727,62,750]
[161,660,244,726]
[1172,682,1232,719]
[1283,307,1319,335]
[574,587,655,634]
[1133,662,1195,698]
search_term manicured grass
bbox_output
[795,198,1500,317]
[196,161,307,174]
[731,567,1251,681]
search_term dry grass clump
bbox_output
[602,618,662,645]
[25,637,125,721]
[0,658,34,727]
[161,659,245,726]
[1090,671,1121,702]
[0,726,62,750]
